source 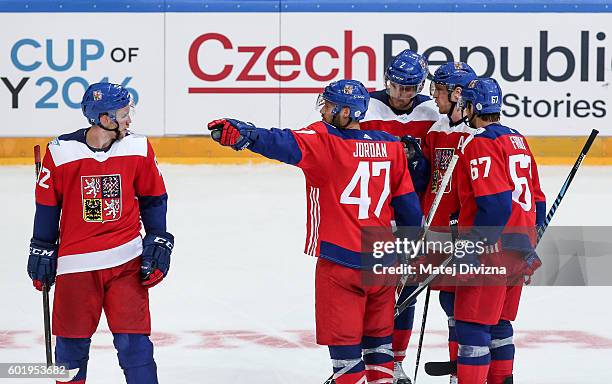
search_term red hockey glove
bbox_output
[517,251,542,285]
[207,118,256,150]
[208,119,241,146]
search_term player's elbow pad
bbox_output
[250,128,302,165]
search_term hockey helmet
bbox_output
[429,61,477,96]
[460,77,502,115]
[316,79,370,121]
[385,49,428,86]
[81,82,132,125]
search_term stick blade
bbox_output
[425,361,457,376]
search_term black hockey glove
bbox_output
[400,135,430,193]
[27,238,57,291]
[141,231,174,288]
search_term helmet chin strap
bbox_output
[448,102,470,126]
[446,88,464,126]
[99,118,121,140]
[459,107,477,128]
[331,112,352,129]
[466,112,478,128]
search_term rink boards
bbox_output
[0,135,611,165]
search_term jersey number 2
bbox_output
[340,161,391,220]
[37,166,51,189]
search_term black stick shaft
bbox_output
[413,287,431,384]
[43,287,52,366]
[34,145,53,366]
[538,129,599,240]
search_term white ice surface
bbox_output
[1,164,611,383]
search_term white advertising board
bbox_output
[178,12,611,136]
[0,13,164,136]
[1,10,610,136]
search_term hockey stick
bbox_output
[394,154,459,314]
[394,154,459,320]
[412,286,430,384]
[414,211,459,381]
[34,145,53,367]
[423,128,600,377]
[538,128,599,240]
[399,154,458,384]
[389,154,459,384]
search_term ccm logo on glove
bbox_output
[30,248,55,256]
[154,236,174,250]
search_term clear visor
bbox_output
[315,94,336,114]
[430,81,453,98]
[112,96,135,124]
[385,79,419,101]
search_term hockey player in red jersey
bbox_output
[452,78,546,384]
[207,79,423,384]
[27,83,173,384]
[359,49,439,383]
[419,61,479,384]
[361,49,439,145]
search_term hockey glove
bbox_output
[519,250,542,285]
[141,231,174,288]
[27,238,57,291]
[400,135,430,193]
[452,237,482,282]
[207,118,257,151]
[407,255,431,283]
[400,135,423,160]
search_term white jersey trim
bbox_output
[363,97,439,123]
[459,128,486,154]
[428,116,479,136]
[49,134,148,167]
[57,235,143,275]
[307,187,320,256]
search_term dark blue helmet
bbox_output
[81,82,131,125]
[318,79,370,121]
[385,49,428,87]
[430,62,477,95]
[461,77,502,115]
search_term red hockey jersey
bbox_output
[455,123,546,250]
[422,117,478,230]
[247,121,423,268]
[34,129,167,275]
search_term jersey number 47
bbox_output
[340,161,391,220]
